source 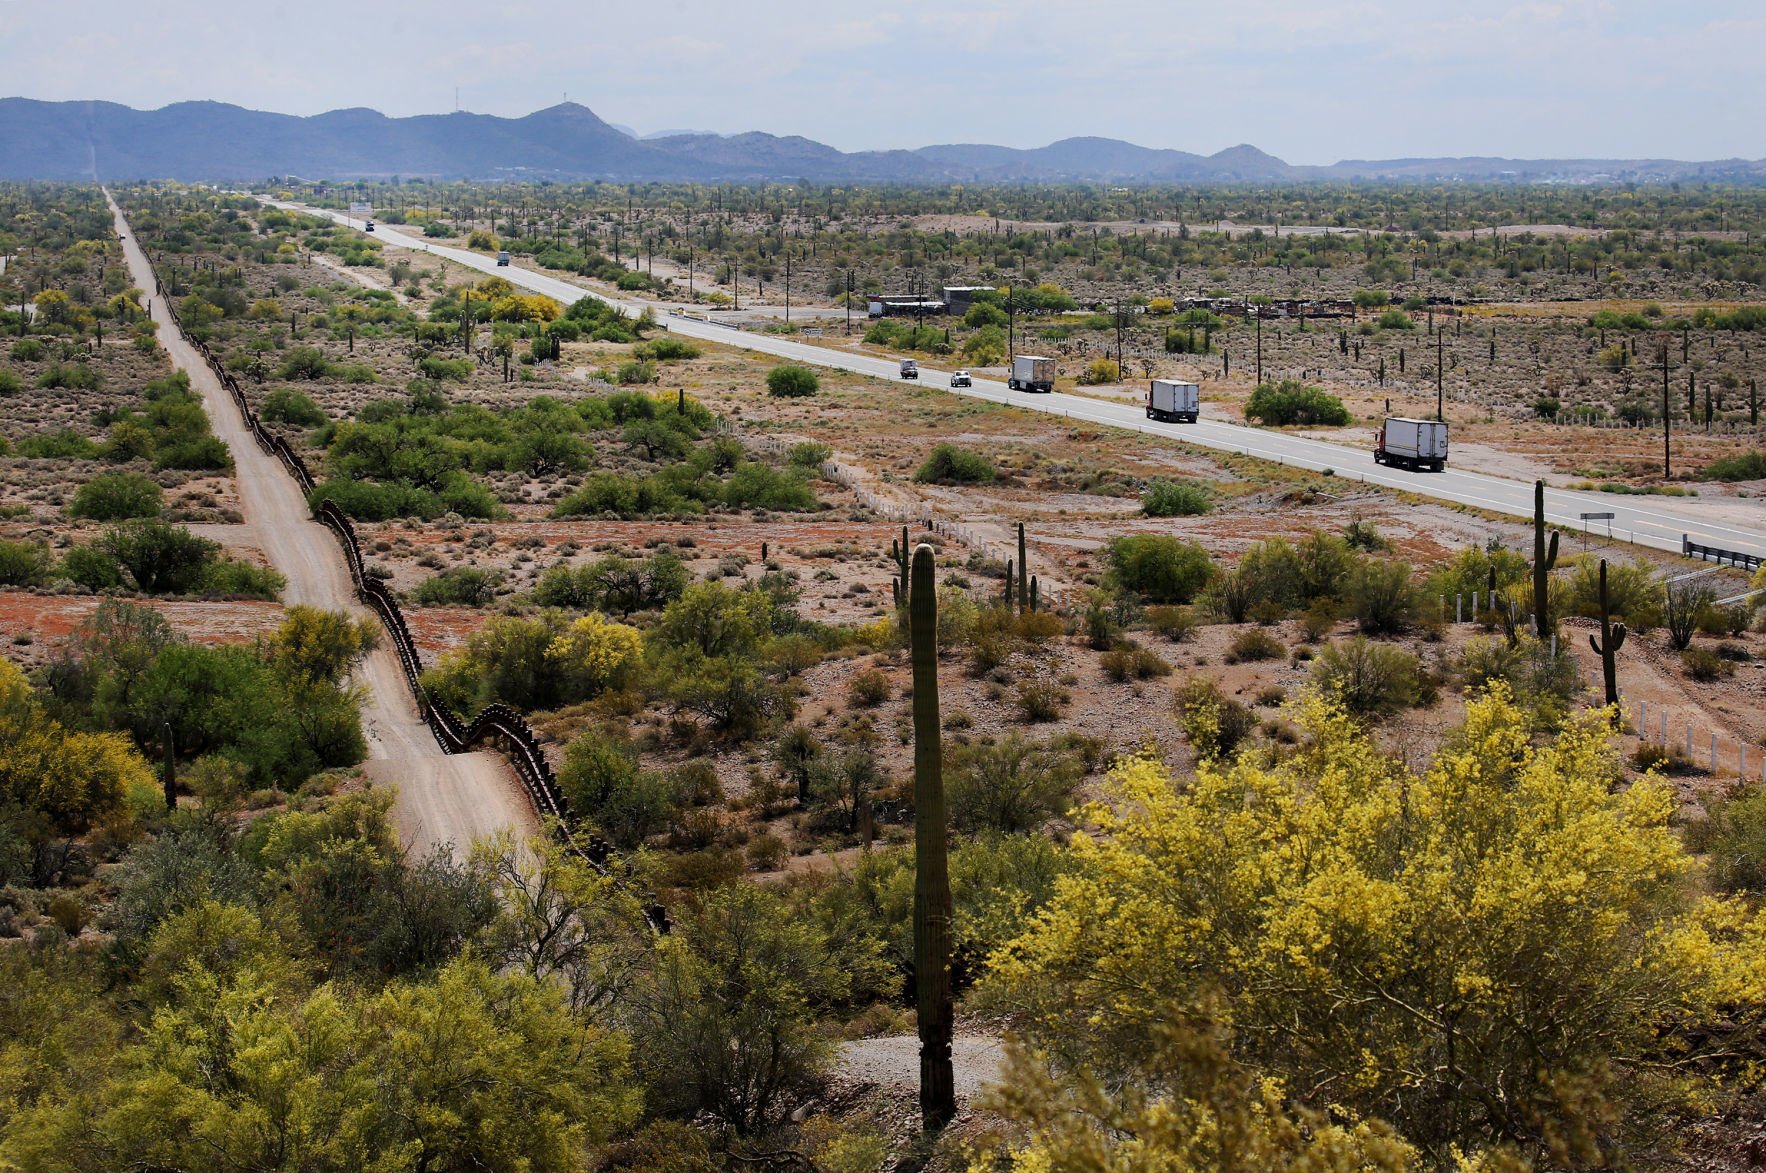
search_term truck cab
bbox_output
[899,359,919,380]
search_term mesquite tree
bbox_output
[910,542,955,1130]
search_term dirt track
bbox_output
[109,193,537,858]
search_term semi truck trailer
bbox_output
[1374,417,1449,471]
[1008,355,1054,393]
[1147,379,1200,423]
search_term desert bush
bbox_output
[1693,787,1766,894]
[1078,357,1121,385]
[411,566,503,607]
[1224,628,1284,664]
[1244,380,1350,426]
[1682,646,1734,682]
[1141,479,1211,517]
[0,540,53,587]
[17,429,98,459]
[1665,580,1717,651]
[1702,451,1766,482]
[1311,636,1428,717]
[1106,535,1213,605]
[1456,634,1578,728]
[1559,555,1663,632]
[68,473,163,522]
[1175,677,1256,760]
[60,545,123,590]
[1145,605,1197,641]
[557,730,670,849]
[1346,559,1421,634]
[1015,681,1069,723]
[914,444,994,485]
[766,364,820,398]
[1100,642,1173,682]
[198,559,286,599]
[261,388,327,426]
[635,337,701,362]
[947,734,1090,834]
[787,441,832,469]
[848,669,891,708]
[36,362,101,391]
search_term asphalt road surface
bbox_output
[272,201,1766,563]
[118,194,538,858]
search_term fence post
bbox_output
[1456,593,1463,624]
[1638,701,1647,738]
[1712,733,1719,775]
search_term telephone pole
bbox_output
[1661,341,1672,479]
[1436,322,1444,422]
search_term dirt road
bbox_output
[109,193,537,858]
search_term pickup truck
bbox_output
[949,369,972,388]
[899,359,919,380]
[364,219,375,232]
[496,250,511,267]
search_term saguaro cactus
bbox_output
[1589,558,1627,709]
[1003,559,1014,608]
[910,543,955,1131]
[1017,522,1028,616]
[1533,479,1558,640]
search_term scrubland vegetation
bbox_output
[4,180,1766,1170]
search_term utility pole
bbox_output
[784,248,791,326]
[1661,342,1672,479]
[1436,322,1444,421]
[846,269,854,335]
[733,256,740,311]
[1254,309,1262,385]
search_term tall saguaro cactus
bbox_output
[1532,480,1558,640]
[1589,559,1627,710]
[910,543,956,1131]
[1017,522,1029,616]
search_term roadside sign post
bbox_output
[1579,511,1615,549]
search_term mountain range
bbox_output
[1,98,1761,185]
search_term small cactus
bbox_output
[1588,559,1627,710]
[909,543,955,1130]
[1532,480,1558,640]
[1004,558,1014,607]
[1029,575,1039,613]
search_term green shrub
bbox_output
[1704,451,1766,482]
[99,519,218,595]
[1376,309,1416,330]
[786,441,832,469]
[60,544,123,590]
[0,540,52,587]
[198,558,285,600]
[766,365,820,398]
[848,669,891,707]
[1145,605,1197,641]
[277,346,333,380]
[1311,636,1428,717]
[914,444,994,485]
[616,360,656,386]
[261,388,327,426]
[10,338,45,361]
[947,733,1090,835]
[1224,628,1284,664]
[69,473,163,521]
[1106,534,1213,605]
[635,337,701,361]
[36,362,101,391]
[411,566,503,607]
[1558,555,1664,632]
[1682,646,1734,682]
[558,731,670,849]
[16,429,98,459]
[1693,787,1766,894]
[1015,681,1070,723]
[0,370,23,395]
[1142,479,1212,517]
[1347,559,1422,634]
[1244,380,1351,427]
[1100,643,1173,681]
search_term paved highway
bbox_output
[271,201,1766,562]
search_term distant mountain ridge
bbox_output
[1,98,1760,185]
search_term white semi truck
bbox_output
[1147,378,1200,423]
[1374,416,1449,471]
[1008,355,1054,393]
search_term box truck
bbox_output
[1008,355,1054,393]
[1147,379,1200,423]
[899,359,919,380]
[1374,417,1449,471]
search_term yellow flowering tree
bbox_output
[983,685,1766,1163]
[0,658,153,832]
[545,612,641,701]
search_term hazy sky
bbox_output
[4,0,1761,162]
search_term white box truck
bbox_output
[1008,355,1054,393]
[1147,378,1199,423]
[1374,416,1449,471]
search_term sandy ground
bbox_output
[837,1033,1005,1101]
[110,192,537,859]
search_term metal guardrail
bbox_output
[151,264,665,931]
[1683,534,1764,573]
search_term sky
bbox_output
[2,0,1761,163]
